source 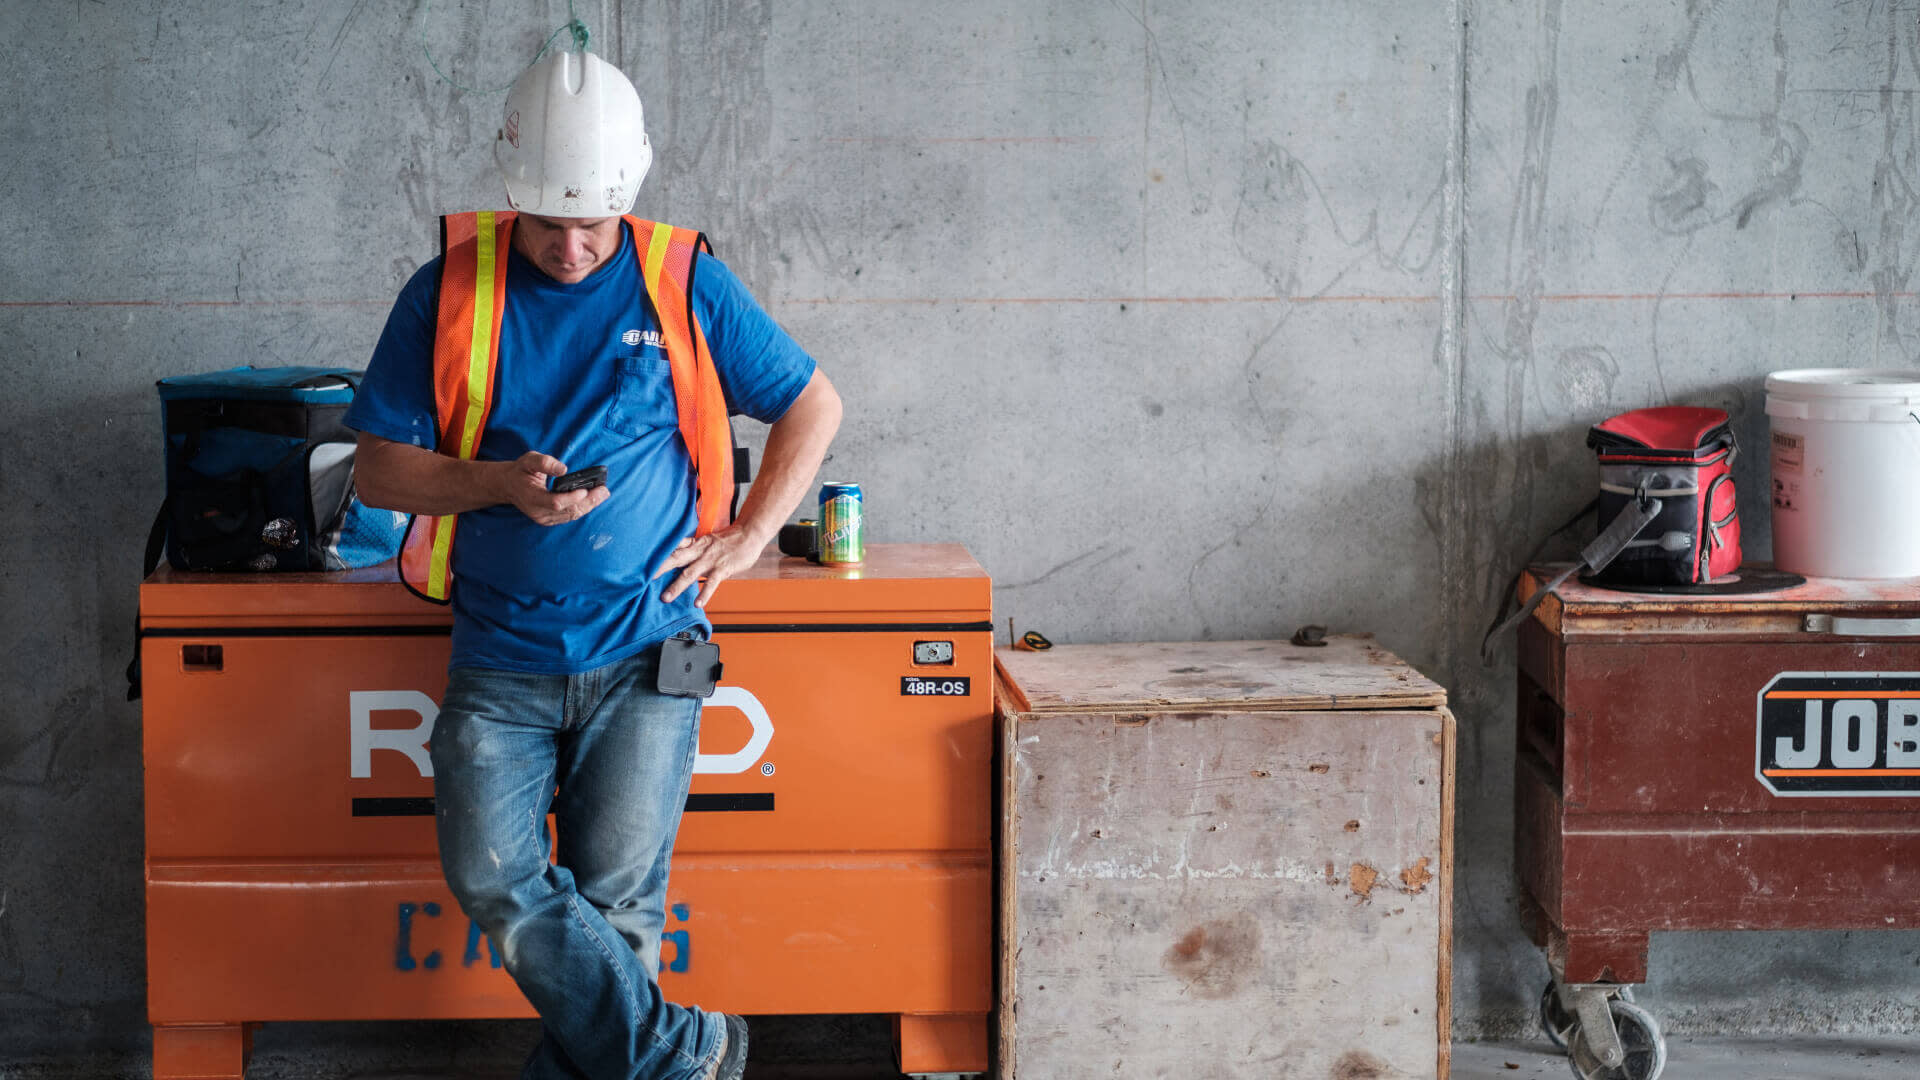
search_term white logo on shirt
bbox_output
[621,329,664,349]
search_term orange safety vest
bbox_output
[399,210,736,603]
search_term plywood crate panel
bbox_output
[996,637,1453,1080]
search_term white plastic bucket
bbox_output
[1765,368,1920,579]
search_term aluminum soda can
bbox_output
[818,482,865,564]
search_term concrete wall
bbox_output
[4,0,1918,1065]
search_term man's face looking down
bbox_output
[514,213,623,284]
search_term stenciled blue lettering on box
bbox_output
[464,918,505,969]
[663,903,692,974]
[394,901,443,971]
[392,901,689,975]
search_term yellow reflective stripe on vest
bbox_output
[427,513,455,599]
[429,211,506,598]
[459,211,501,459]
[642,219,673,296]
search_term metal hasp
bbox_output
[1512,566,1920,1080]
[139,544,994,1079]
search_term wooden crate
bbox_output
[995,637,1453,1079]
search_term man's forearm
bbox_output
[729,371,844,549]
[354,433,511,517]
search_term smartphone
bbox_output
[550,465,607,494]
[657,633,723,698]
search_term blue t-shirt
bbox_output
[346,223,814,674]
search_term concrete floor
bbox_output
[5,1035,1916,1079]
[229,1035,1920,1079]
[1454,1036,1920,1079]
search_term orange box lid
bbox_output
[140,542,991,629]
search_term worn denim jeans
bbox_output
[431,643,722,1080]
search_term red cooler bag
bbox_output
[1586,406,1741,586]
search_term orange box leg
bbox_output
[896,1012,989,1075]
[152,1022,253,1080]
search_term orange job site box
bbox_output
[139,543,993,1079]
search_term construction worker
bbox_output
[347,46,841,1080]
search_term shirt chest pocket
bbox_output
[604,355,678,438]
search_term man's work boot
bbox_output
[704,1014,748,1080]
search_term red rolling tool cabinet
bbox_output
[1514,566,1920,1080]
[139,543,992,1080]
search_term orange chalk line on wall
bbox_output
[3,291,1909,308]
[773,290,1913,305]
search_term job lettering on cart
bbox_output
[1768,698,1920,768]
[1755,674,1920,796]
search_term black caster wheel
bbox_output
[1565,998,1667,1080]
[1540,981,1575,1050]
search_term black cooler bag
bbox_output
[152,365,401,572]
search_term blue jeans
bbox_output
[431,644,722,1080]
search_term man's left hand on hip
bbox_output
[653,528,766,607]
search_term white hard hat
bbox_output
[494,49,652,217]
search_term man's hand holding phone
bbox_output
[501,452,609,525]
[550,465,607,493]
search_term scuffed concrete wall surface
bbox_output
[3,0,1919,1064]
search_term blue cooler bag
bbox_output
[149,366,403,572]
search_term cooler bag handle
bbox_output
[125,499,172,701]
[1480,492,1664,663]
[291,371,363,392]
